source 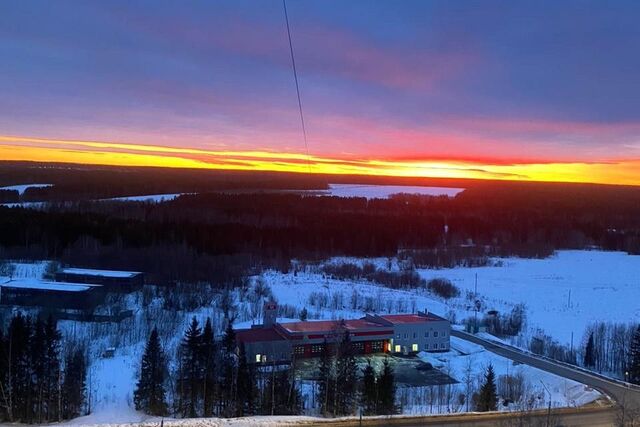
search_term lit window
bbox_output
[262,355,268,362]
[256,354,262,363]
[394,345,401,353]
[412,344,418,352]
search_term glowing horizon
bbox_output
[3,135,640,186]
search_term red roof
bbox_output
[380,313,444,324]
[236,327,287,343]
[279,319,385,334]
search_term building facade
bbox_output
[235,304,450,364]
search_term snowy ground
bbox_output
[417,250,640,347]
[317,184,464,199]
[99,193,186,202]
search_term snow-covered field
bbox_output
[418,250,640,347]
[0,183,52,194]
[318,184,464,199]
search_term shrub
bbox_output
[426,278,460,299]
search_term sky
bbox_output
[1,1,640,185]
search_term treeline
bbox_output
[2,180,640,286]
[582,322,640,383]
[135,318,302,418]
[0,313,86,423]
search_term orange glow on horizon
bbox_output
[2,135,640,186]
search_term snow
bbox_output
[0,183,52,194]
[318,184,464,199]
[100,193,184,202]
[417,250,640,346]
[0,278,100,292]
[60,268,142,278]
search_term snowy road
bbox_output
[451,330,640,407]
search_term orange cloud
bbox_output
[2,134,640,185]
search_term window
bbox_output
[425,332,429,338]
[443,331,447,337]
[394,345,401,353]
[255,354,262,363]
[262,355,268,362]
[412,344,418,352]
[440,343,445,349]
[434,331,439,337]
[396,334,401,339]
[404,333,408,339]
[294,346,304,356]
[424,343,429,350]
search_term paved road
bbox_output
[452,330,640,407]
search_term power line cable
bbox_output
[283,0,312,174]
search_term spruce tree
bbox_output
[134,328,168,416]
[236,343,256,416]
[317,339,335,416]
[476,364,498,411]
[44,315,61,422]
[377,357,397,415]
[628,325,640,384]
[335,330,357,415]
[62,348,86,419]
[220,321,237,417]
[200,318,217,417]
[584,332,595,368]
[261,366,300,416]
[360,361,377,415]
[178,317,203,417]
[8,313,32,422]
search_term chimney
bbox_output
[263,302,278,328]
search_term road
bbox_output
[451,330,640,406]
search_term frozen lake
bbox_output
[320,184,464,199]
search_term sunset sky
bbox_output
[2,1,640,184]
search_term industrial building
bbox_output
[0,279,104,310]
[55,268,144,293]
[235,303,450,364]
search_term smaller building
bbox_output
[0,279,104,310]
[55,268,144,293]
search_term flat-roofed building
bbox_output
[235,304,450,364]
[55,268,144,293]
[0,279,104,310]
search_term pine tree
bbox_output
[335,330,357,415]
[317,339,335,416]
[476,364,498,411]
[178,317,203,417]
[360,361,377,415]
[377,357,397,415]
[628,325,640,384]
[31,317,48,423]
[200,318,217,417]
[134,328,168,416]
[8,313,32,422]
[584,332,595,368]
[299,308,308,321]
[236,343,256,416]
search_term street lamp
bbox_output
[539,380,552,427]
